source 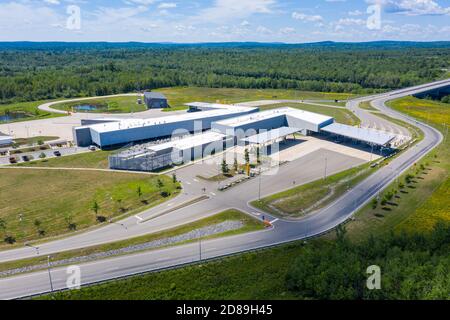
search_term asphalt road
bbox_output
[0,79,448,299]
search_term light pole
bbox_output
[324,156,328,180]
[258,167,262,201]
[47,255,54,293]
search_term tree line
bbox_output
[0,44,449,104]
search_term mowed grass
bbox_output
[15,150,114,169]
[260,102,360,126]
[0,169,178,245]
[43,241,303,300]
[52,96,147,114]
[37,95,450,300]
[252,164,374,219]
[346,96,449,238]
[0,100,65,123]
[0,209,264,275]
[156,87,356,112]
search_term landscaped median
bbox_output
[0,209,265,278]
[251,163,376,219]
[0,168,180,247]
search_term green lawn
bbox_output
[252,164,374,219]
[359,101,378,111]
[259,102,360,126]
[0,100,65,123]
[156,87,356,112]
[344,96,449,238]
[51,96,147,114]
[0,168,179,245]
[0,209,264,275]
[35,94,450,300]
[13,136,59,147]
[14,150,113,169]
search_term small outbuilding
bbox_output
[144,92,168,109]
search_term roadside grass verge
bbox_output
[251,163,375,219]
[343,96,449,238]
[0,209,264,277]
[156,87,356,112]
[359,101,377,111]
[35,95,450,301]
[259,102,360,126]
[51,96,147,114]
[14,150,114,169]
[0,168,179,246]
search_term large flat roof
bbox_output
[88,106,257,133]
[241,127,301,144]
[214,107,333,128]
[149,131,226,152]
[321,123,396,146]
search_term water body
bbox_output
[73,104,99,112]
[0,112,29,123]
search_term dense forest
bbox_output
[0,42,449,104]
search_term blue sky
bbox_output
[0,0,449,42]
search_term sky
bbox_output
[0,0,449,42]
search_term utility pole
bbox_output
[47,255,54,293]
[258,167,262,200]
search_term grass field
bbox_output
[156,87,356,112]
[359,101,378,111]
[36,95,450,300]
[0,100,65,123]
[0,168,179,245]
[259,102,360,126]
[14,150,114,169]
[52,96,147,114]
[0,209,264,275]
[344,96,449,238]
[252,164,374,219]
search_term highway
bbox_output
[0,79,448,299]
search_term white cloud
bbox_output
[292,11,323,22]
[348,10,364,16]
[158,2,177,9]
[196,0,276,23]
[43,0,60,4]
[337,18,366,26]
[367,0,450,16]
[279,27,296,34]
[126,0,157,5]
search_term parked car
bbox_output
[9,157,17,164]
[53,151,62,157]
[21,155,30,162]
[89,145,97,151]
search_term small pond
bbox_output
[73,104,101,112]
[0,112,30,122]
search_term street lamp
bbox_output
[47,255,54,293]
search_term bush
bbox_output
[160,191,171,198]
[4,235,16,244]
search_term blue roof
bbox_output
[321,123,396,146]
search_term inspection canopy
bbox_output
[241,127,301,145]
[321,123,396,146]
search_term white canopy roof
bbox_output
[321,123,396,146]
[241,127,301,145]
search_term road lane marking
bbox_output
[193,178,199,183]
[271,218,279,224]
[210,192,216,196]
[135,215,143,222]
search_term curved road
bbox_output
[0,79,448,299]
